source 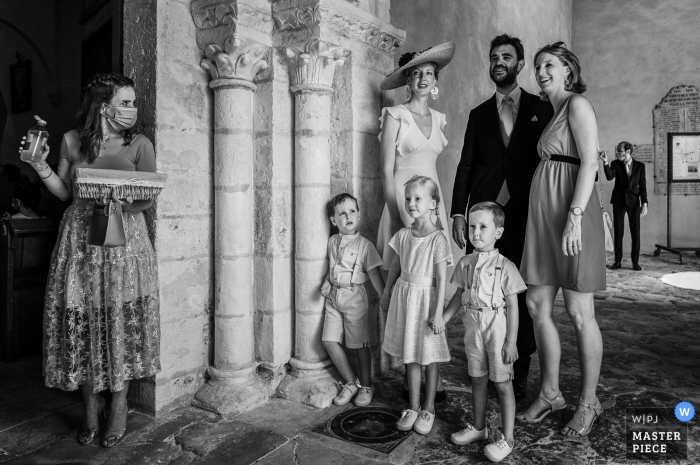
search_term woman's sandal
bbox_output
[516,392,566,424]
[561,397,602,437]
[101,429,126,448]
[77,397,107,445]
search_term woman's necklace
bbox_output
[406,107,430,117]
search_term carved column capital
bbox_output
[201,35,269,89]
[284,40,349,93]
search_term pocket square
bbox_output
[531,115,538,122]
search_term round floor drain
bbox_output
[312,407,412,453]
[660,272,700,290]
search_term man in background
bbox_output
[602,141,648,270]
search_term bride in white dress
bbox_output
[377,42,456,401]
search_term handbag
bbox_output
[87,200,126,248]
[597,157,615,253]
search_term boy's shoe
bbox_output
[396,408,420,431]
[354,384,374,406]
[413,409,435,435]
[333,379,359,406]
[484,437,514,462]
[450,423,488,445]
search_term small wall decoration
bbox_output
[10,55,32,114]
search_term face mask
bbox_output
[12,199,21,211]
[101,104,138,131]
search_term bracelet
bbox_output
[39,170,52,180]
[36,163,49,171]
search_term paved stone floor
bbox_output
[1,253,698,464]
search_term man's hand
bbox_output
[641,204,648,217]
[452,215,467,249]
[502,341,519,364]
[598,150,608,164]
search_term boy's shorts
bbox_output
[322,285,372,349]
[463,306,514,382]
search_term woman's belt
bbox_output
[547,154,581,165]
[400,271,435,287]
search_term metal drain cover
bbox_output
[312,407,412,454]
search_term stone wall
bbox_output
[573,0,700,252]
[390,0,572,264]
[124,0,214,415]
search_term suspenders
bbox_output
[467,254,505,311]
[330,236,366,289]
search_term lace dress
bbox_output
[43,131,160,393]
[383,228,451,365]
[376,105,453,269]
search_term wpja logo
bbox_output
[626,406,690,461]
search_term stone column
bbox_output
[193,35,274,415]
[276,40,350,408]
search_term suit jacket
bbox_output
[451,89,553,262]
[603,159,648,207]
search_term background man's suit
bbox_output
[451,88,553,381]
[603,159,648,265]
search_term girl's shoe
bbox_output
[450,423,488,445]
[413,409,435,435]
[396,408,420,431]
[354,384,375,407]
[484,437,514,462]
[516,391,566,424]
[77,396,107,446]
[333,379,359,406]
[561,397,602,437]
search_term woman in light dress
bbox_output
[377,43,455,402]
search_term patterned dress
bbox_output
[43,131,160,393]
[383,228,451,365]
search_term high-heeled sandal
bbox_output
[561,397,602,437]
[516,391,566,424]
[77,397,107,445]
[101,429,126,448]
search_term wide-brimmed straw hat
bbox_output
[380,42,456,91]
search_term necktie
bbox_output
[626,161,632,178]
[496,95,514,206]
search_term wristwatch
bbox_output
[569,207,584,216]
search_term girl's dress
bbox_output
[377,105,453,269]
[383,228,451,365]
[521,95,606,292]
[43,131,160,393]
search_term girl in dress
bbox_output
[380,175,451,436]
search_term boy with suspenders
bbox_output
[321,193,385,407]
[443,201,526,462]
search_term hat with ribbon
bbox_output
[380,42,456,91]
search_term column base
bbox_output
[192,367,274,416]
[276,358,341,409]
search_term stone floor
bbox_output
[1,252,698,464]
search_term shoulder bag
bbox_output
[87,200,126,248]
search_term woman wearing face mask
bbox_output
[20,73,160,448]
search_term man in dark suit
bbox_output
[451,35,554,401]
[602,141,648,271]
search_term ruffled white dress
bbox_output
[377,104,453,269]
[383,228,452,365]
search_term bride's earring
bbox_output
[430,86,439,100]
[406,86,412,100]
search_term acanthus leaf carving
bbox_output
[201,35,269,83]
[273,6,403,54]
[285,39,349,90]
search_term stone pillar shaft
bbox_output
[212,80,256,376]
[293,90,332,367]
